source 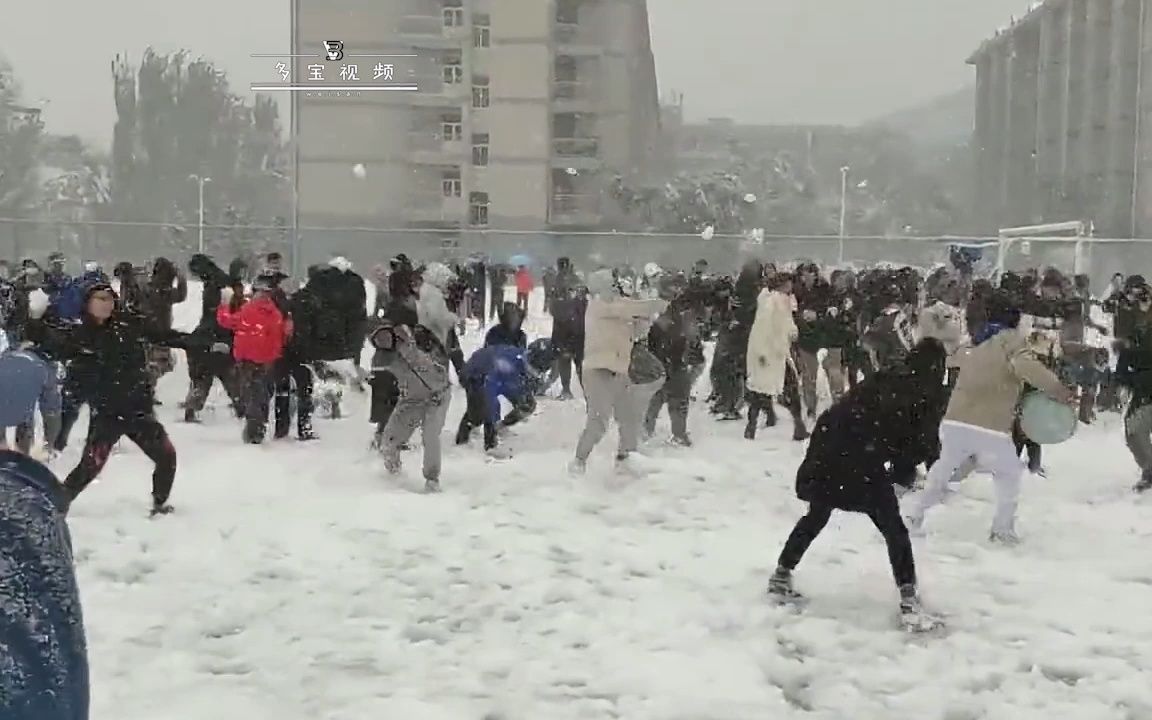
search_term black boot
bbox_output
[767,566,804,602]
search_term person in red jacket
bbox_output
[514,265,533,318]
[217,278,291,444]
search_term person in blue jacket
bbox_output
[0,343,63,455]
[455,344,545,451]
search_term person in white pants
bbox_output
[906,291,1071,543]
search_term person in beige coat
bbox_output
[906,291,1072,544]
[572,269,666,474]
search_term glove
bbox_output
[211,342,231,354]
[220,287,235,306]
[27,288,51,319]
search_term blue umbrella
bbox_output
[509,254,532,267]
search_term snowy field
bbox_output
[56,285,1152,719]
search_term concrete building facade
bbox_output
[289,0,661,232]
[969,0,1152,237]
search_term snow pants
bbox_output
[778,489,916,589]
[273,359,314,439]
[184,348,241,416]
[0,450,89,720]
[576,369,651,462]
[235,361,277,442]
[379,394,451,482]
[64,412,177,507]
[908,421,1024,536]
[644,366,696,441]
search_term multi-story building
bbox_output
[968,0,1152,237]
[289,0,661,231]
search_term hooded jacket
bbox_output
[484,303,527,348]
[796,340,948,511]
[947,328,1071,435]
[31,285,193,417]
[461,345,532,425]
[417,263,459,349]
[216,296,289,365]
[369,323,450,404]
[0,347,62,428]
[582,269,666,375]
[188,254,235,343]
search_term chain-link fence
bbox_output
[1,217,1149,288]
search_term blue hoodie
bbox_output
[461,345,531,425]
[0,450,89,720]
[0,348,62,428]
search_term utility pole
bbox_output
[189,174,211,253]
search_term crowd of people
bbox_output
[2,245,1150,638]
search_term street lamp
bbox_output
[838,166,850,266]
[189,174,211,253]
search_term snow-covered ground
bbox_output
[57,286,1152,719]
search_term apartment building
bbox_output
[968,0,1152,236]
[290,0,662,231]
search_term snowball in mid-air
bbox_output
[352,163,367,179]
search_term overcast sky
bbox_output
[4,0,1018,147]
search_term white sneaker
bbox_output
[568,459,587,477]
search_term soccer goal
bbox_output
[995,220,1093,281]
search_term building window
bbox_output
[472,76,490,108]
[440,113,463,141]
[442,2,464,28]
[473,14,490,47]
[443,63,464,85]
[441,169,462,198]
[469,191,490,226]
[472,133,490,166]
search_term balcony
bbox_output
[551,137,601,170]
[554,20,603,55]
[408,75,469,108]
[407,131,468,166]
[407,192,466,224]
[398,14,469,49]
[550,193,602,227]
[552,80,598,112]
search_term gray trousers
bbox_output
[380,394,451,482]
[1125,402,1152,473]
[576,369,658,462]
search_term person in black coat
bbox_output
[184,254,242,422]
[767,337,948,630]
[484,302,527,349]
[548,258,586,399]
[710,259,762,420]
[31,283,197,516]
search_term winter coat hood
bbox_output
[421,262,455,291]
[329,256,353,273]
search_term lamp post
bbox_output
[189,174,211,253]
[838,166,849,266]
